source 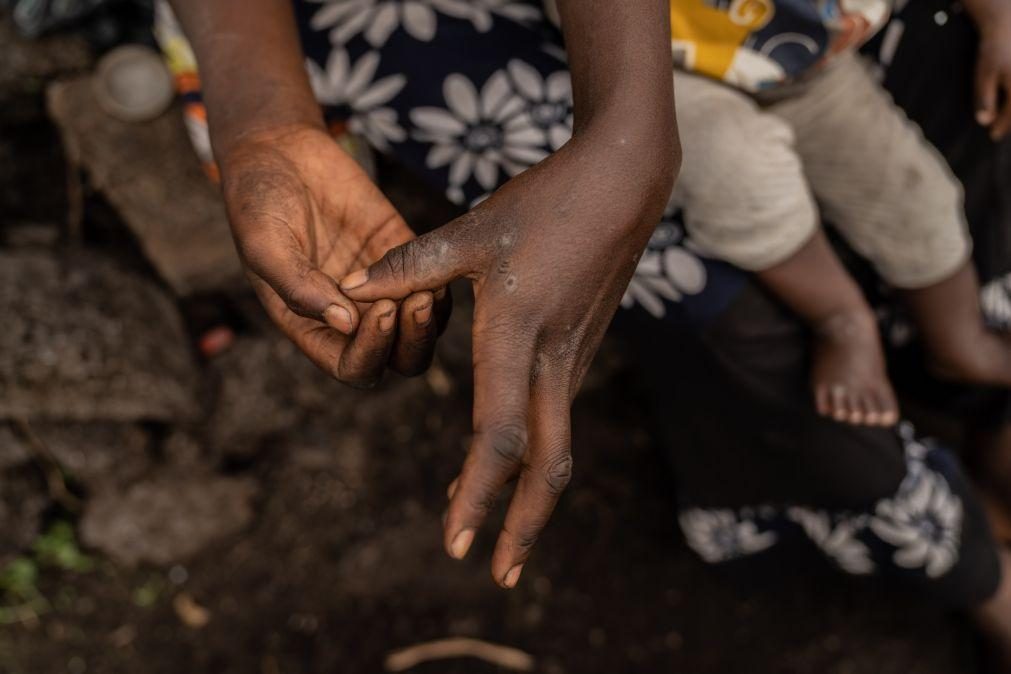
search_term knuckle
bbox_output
[484,422,528,465]
[504,525,539,552]
[381,245,409,281]
[542,453,573,494]
[466,489,498,517]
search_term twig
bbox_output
[12,418,81,513]
[384,638,535,672]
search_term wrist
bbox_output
[214,113,326,168]
[216,119,325,173]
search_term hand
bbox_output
[219,124,450,385]
[339,137,675,587]
[975,13,1011,140]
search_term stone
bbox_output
[46,75,244,296]
[0,422,152,491]
[205,334,353,456]
[80,475,258,566]
[0,250,199,422]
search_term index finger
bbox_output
[443,333,535,561]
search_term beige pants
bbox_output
[673,53,971,289]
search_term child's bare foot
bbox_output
[811,309,899,426]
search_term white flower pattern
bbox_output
[870,467,963,578]
[787,507,875,574]
[306,49,407,151]
[428,0,542,32]
[622,198,708,318]
[411,70,549,203]
[981,272,1011,330]
[309,0,439,47]
[506,60,573,150]
[678,508,778,563]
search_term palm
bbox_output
[221,125,442,384]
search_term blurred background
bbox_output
[0,1,991,673]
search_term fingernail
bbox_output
[503,564,523,589]
[323,305,353,334]
[450,529,474,560]
[977,109,991,126]
[341,269,369,290]
[447,479,459,500]
[379,310,396,334]
[414,303,433,326]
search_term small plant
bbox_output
[32,521,93,573]
[0,520,94,625]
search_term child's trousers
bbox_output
[674,52,972,289]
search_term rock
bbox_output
[46,75,244,296]
[206,334,353,456]
[0,421,152,491]
[80,475,258,566]
[0,423,31,471]
[0,16,91,107]
[0,250,199,422]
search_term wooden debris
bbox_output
[384,637,535,672]
[173,592,210,629]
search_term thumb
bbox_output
[340,228,468,302]
[241,236,359,334]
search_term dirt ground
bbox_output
[0,14,984,674]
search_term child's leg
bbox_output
[671,70,897,425]
[770,54,1011,387]
[759,230,897,425]
[902,262,1011,385]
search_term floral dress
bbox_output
[157,0,1008,606]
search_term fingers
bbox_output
[391,292,438,377]
[974,55,1011,140]
[490,385,572,588]
[444,337,535,564]
[240,234,359,335]
[976,57,1000,130]
[340,227,469,303]
[337,299,400,387]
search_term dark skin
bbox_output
[168,0,676,588]
[168,0,449,387]
[755,2,1011,428]
[758,230,898,427]
[341,0,677,587]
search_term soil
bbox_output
[0,13,984,674]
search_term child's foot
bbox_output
[811,310,899,426]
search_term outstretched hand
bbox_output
[219,124,450,386]
[340,139,673,587]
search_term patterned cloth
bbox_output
[668,0,891,90]
[157,0,1007,605]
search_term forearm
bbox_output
[554,0,678,181]
[167,0,323,161]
